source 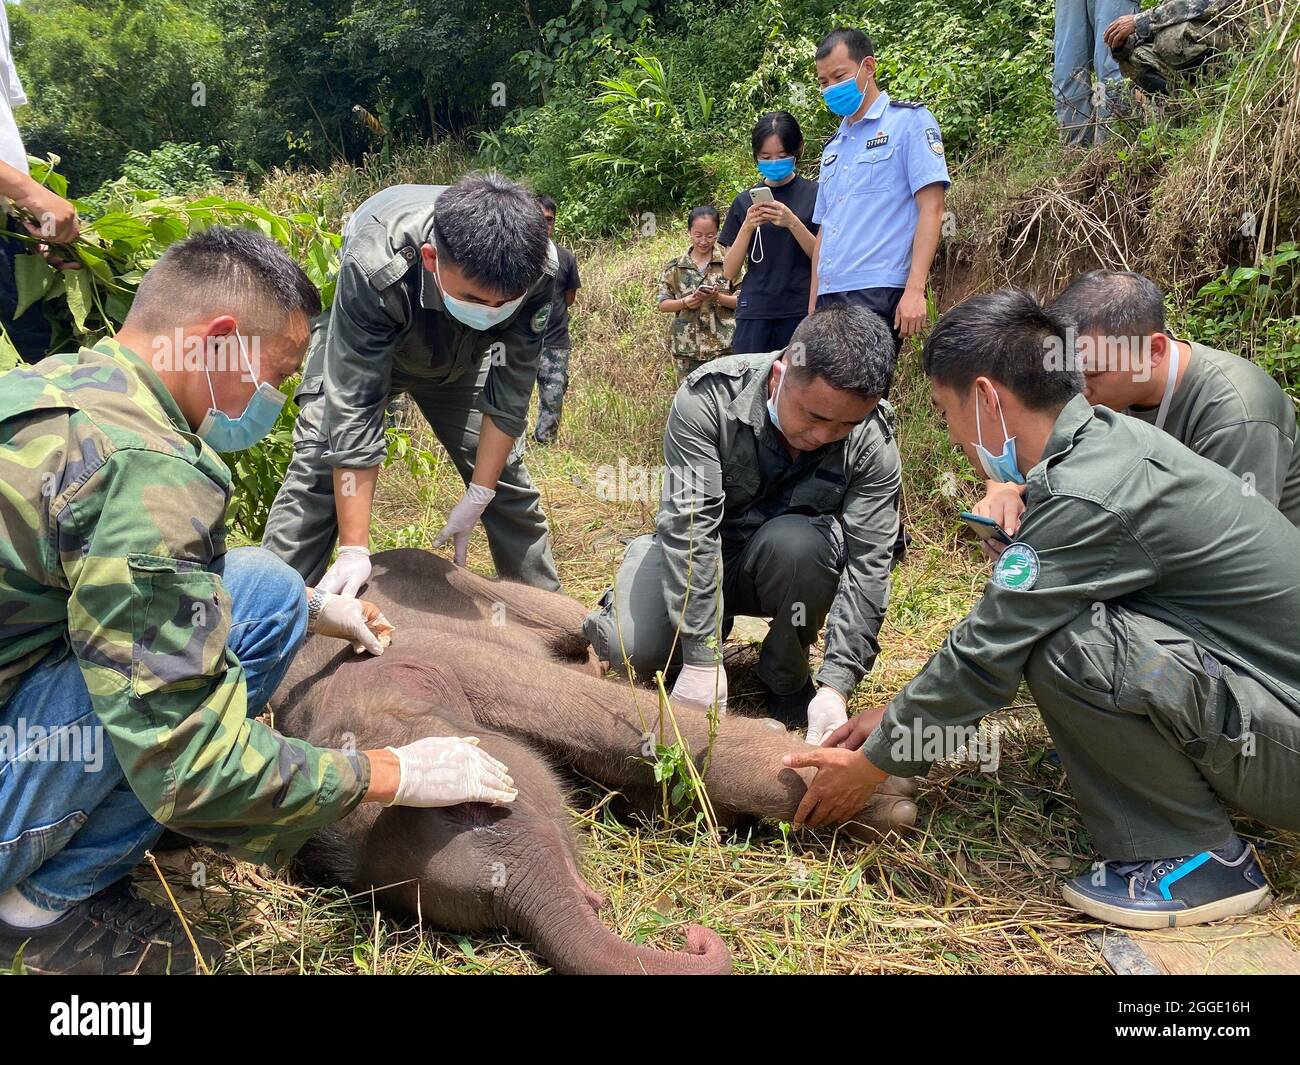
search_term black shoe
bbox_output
[761,678,816,727]
[0,879,224,974]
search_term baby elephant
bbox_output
[271,549,918,975]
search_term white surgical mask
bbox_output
[436,262,525,331]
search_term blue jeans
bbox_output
[0,547,307,912]
[1054,0,1139,145]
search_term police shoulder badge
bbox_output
[925,127,944,156]
[992,543,1040,590]
[531,305,552,334]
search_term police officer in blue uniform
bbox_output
[810,27,950,352]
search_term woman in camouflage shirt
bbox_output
[656,206,738,380]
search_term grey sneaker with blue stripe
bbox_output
[1061,836,1271,929]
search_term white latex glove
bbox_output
[805,686,848,746]
[313,592,393,655]
[671,663,728,714]
[433,483,496,566]
[384,736,518,808]
[318,545,372,597]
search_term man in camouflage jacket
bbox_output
[0,228,514,975]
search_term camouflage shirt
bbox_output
[656,247,737,365]
[0,340,369,866]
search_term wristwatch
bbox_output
[306,588,328,633]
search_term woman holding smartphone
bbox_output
[719,111,820,354]
[656,205,738,380]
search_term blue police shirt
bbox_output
[812,90,951,295]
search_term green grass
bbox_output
[146,226,1299,976]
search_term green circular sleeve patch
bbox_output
[531,305,552,334]
[992,543,1040,590]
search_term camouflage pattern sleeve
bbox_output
[656,261,678,305]
[1135,0,1218,40]
[61,448,369,866]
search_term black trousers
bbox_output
[0,216,52,363]
[816,286,904,354]
[732,314,804,355]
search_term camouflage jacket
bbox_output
[1134,0,1231,39]
[656,247,737,362]
[0,340,369,866]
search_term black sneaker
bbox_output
[0,879,224,974]
[761,677,817,727]
[1061,836,1271,929]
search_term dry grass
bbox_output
[938,0,1300,303]
[141,223,1299,974]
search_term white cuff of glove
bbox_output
[805,686,848,746]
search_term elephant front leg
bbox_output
[438,638,918,836]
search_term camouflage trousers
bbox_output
[534,346,570,444]
[674,355,712,382]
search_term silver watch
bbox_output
[306,588,328,632]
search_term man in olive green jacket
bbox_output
[263,172,562,595]
[585,304,901,744]
[790,289,1300,930]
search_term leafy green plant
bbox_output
[1177,242,1300,399]
[0,157,433,540]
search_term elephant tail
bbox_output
[509,833,732,976]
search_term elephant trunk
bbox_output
[507,837,732,975]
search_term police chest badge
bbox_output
[925,128,944,156]
[992,543,1039,590]
[531,305,551,334]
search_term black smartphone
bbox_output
[959,511,1013,545]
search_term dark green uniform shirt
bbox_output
[659,352,901,696]
[319,183,558,468]
[1128,341,1300,527]
[0,341,368,865]
[866,394,1300,776]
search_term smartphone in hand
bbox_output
[959,511,1013,546]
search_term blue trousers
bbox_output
[0,547,307,912]
[1054,0,1139,145]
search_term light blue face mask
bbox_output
[437,261,525,332]
[756,157,795,182]
[196,330,287,453]
[766,358,787,432]
[973,389,1025,484]
[821,60,866,117]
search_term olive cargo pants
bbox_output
[1026,604,1300,861]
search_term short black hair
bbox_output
[786,303,895,399]
[1051,269,1167,338]
[816,27,874,63]
[536,193,557,216]
[127,225,320,332]
[923,288,1082,411]
[751,111,804,160]
[432,171,550,299]
[687,205,720,230]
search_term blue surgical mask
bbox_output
[766,359,787,432]
[821,61,866,117]
[197,330,287,453]
[437,261,525,331]
[973,389,1025,484]
[756,157,795,182]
